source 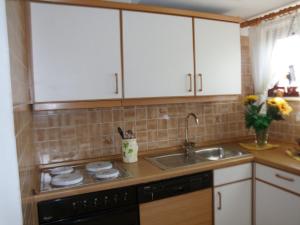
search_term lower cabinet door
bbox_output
[214,180,252,225]
[256,180,300,225]
[140,189,212,225]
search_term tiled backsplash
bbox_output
[33,102,250,164]
[269,101,300,143]
[33,36,253,164]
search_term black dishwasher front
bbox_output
[138,170,212,203]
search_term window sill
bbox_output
[268,96,300,102]
[280,97,300,102]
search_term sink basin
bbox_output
[146,146,250,170]
[194,147,246,161]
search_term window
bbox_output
[268,34,300,97]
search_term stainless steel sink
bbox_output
[194,147,246,161]
[146,146,250,170]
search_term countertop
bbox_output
[34,142,300,202]
[248,142,300,175]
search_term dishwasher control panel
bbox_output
[138,171,212,203]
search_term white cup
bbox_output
[122,138,138,163]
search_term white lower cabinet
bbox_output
[255,164,300,225]
[214,164,252,225]
[214,180,252,225]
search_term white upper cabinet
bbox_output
[194,19,241,96]
[122,11,194,98]
[30,3,122,102]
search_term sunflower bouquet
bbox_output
[244,95,292,145]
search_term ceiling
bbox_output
[118,0,299,19]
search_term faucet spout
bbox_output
[184,113,199,157]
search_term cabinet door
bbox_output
[30,3,122,102]
[256,180,300,225]
[123,11,194,98]
[194,19,241,96]
[214,180,252,225]
[140,189,212,225]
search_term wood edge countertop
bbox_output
[34,141,300,202]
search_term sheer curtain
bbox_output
[249,12,300,98]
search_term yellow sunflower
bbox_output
[267,97,284,107]
[244,95,258,105]
[267,98,277,107]
[267,97,292,116]
[279,101,293,116]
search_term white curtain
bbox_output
[249,12,300,98]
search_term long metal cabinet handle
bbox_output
[217,192,222,210]
[188,73,192,92]
[114,73,119,94]
[275,173,295,182]
[198,73,203,92]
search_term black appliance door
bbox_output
[48,205,139,225]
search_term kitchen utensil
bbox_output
[127,130,135,138]
[118,127,125,139]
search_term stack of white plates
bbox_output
[95,168,120,179]
[51,172,83,187]
[50,166,74,175]
[85,161,113,173]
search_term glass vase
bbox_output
[255,128,268,146]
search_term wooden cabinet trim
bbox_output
[33,99,122,110]
[192,17,197,96]
[33,95,241,110]
[31,0,243,23]
[26,1,35,103]
[119,10,125,98]
[122,95,240,106]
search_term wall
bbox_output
[5,0,38,225]
[0,0,23,224]
[33,36,254,165]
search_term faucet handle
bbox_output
[184,141,196,148]
[184,141,196,158]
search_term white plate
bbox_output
[51,173,83,187]
[50,166,74,175]
[95,168,120,179]
[86,161,113,173]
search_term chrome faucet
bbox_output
[184,113,199,156]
